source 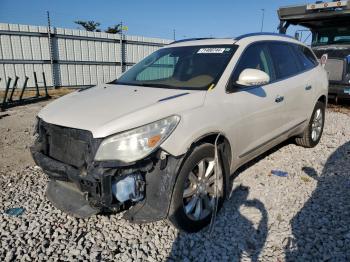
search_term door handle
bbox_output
[275,95,284,103]
[305,85,312,91]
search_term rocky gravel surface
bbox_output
[0,103,350,261]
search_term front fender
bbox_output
[124,155,185,223]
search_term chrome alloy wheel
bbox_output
[182,158,223,221]
[311,108,323,142]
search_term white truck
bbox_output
[278,0,350,101]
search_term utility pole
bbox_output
[47,11,57,89]
[120,21,125,73]
[173,29,176,40]
[260,9,265,32]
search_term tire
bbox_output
[295,101,325,148]
[168,143,226,233]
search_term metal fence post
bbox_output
[120,32,124,73]
[19,76,29,100]
[1,77,12,111]
[120,21,126,74]
[47,11,57,89]
[34,72,40,97]
[8,76,19,102]
[42,72,50,98]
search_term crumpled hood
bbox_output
[38,84,206,138]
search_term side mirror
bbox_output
[236,69,270,87]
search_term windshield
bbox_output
[312,27,350,46]
[113,45,237,90]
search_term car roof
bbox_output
[167,33,305,48]
[168,38,236,47]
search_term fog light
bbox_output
[112,174,144,203]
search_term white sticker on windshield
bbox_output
[197,48,226,54]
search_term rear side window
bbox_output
[291,44,318,71]
[232,42,276,83]
[268,42,300,80]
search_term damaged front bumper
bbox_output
[31,119,184,223]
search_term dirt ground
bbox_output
[0,101,48,172]
[0,88,73,100]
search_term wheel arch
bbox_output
[189,132,232,168]
[317,94,327,105]
[308,94,327,121]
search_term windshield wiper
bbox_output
[137,83,173,89]
[110,81,173,89]
[110,81,132,85]
[112,81,205,90]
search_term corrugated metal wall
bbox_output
[0,23,171,89]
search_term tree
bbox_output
[105,24,122,34]
[74,20,101,32]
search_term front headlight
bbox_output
[94,115,180,162]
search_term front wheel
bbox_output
[295,101,325,148]
[168,143,226,233]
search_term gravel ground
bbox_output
[0,102,350,261]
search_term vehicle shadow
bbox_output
[285,141,350,261]
[166,139,297,261]
[166,185,268,262]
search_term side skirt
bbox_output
[236,120,307,166]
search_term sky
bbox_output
[0,0,310,40]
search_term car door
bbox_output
[291,44,319,117]
[267,42,311,130]
[225,42,289,163]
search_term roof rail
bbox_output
[235,32,296,41]
[170,37,214,44]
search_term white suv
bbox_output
[31,33,328,232]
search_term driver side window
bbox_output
[232,42,276,85]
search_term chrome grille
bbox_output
[324,59,344,82]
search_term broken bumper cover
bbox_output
[47,180,100,218]
[31,119,184,223]
[31,149,115,216]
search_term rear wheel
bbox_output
[295,101,325,148]
[168,143,225,233]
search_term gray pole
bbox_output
[120,21,124,73]
[47,11,56,89]
[173,29,176,40]
[260,9,265,32]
